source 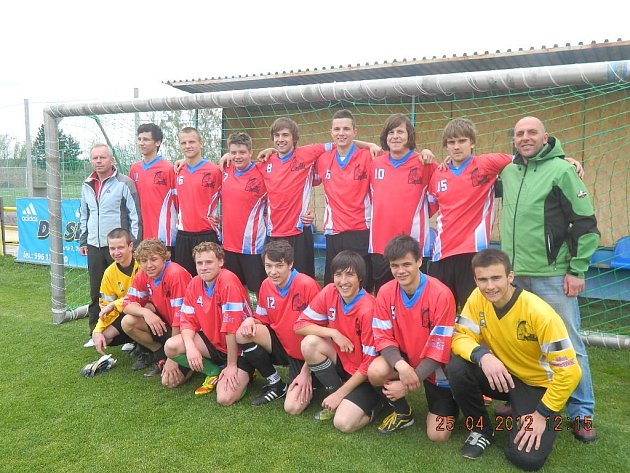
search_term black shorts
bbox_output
[150,325,172,346]
[335,359,380,416]
[199,331,255,375]
[174,230,218,277]
[423,379,459,417]
[265,326,306,383]
[324,230,372,290]
[428,252,476,310]
[223,250,266,294]
[268,226,314,278]
[108,316,133,346]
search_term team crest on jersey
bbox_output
[471,168,490,187]
[196,295,203,306]
[407,167,423,185]
[153,171,167,186]
[289,159,306,172]
[202,172,217,188]
[353,164,367,181]
[292,293,307,311]
[245,177,262,194]
[517,320,538,342]
[328,308,336,321]
[421,307,431,329]
[390,305,396,319]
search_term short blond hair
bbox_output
[135,238,170,261]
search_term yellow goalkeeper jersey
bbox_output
[94,259,140,333]
[452,287,581,412]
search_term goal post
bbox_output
[43,61,630,347]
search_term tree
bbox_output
[32,124,82,169]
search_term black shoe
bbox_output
[251,382,287,406]
[461,431,494,459]
[132,350,158,371]
[144,359,166,377]
[129,344,149,358]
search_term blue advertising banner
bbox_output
[16,197,87,268]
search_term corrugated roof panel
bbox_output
[165,40,628,94]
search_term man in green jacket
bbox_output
[499,116,600,443]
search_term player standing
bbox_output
[129,123,178,250]
[369,114,437,293]
[220,132,267,294]
[173,127,222,276]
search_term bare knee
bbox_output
[300,334,323,361]
[367,356,392,386]
[164,335,184,358]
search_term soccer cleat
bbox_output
[461,431,494,459]
[314,408,335,421]
[132,350,159,371]
[143,359,166,377]
[251,381,287,406]
[195,375,219,396]
[377,409,414,434]
[121,342,136,351]
[83,338,96,348]
[80,354,117,377]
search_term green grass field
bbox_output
[1,256,629,473]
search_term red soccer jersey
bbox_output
[316,144,372,235]
[428,153,512,261]
[179,269,252,354]
[255,270,321,359]
[123,261,191,327]
[221,163,267,254]
[129,156,178,246]
[369,152,437,255]
[296,284,377,376]
[176,159,221,233]
[372,273,455,385]
[261,143,330,237]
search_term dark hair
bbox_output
[442,118,476,147]
[330,250,366,284]
[383,234,421,262]
[107,227,132,244]
[227,132,252,151]
[380,114,416,151]
[192,241,224,261]
[332,109,356,128]
[270,117,299,145]
[137,123,164,144]
[262,240,294,265]
[471,249,512,275]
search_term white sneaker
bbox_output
[121,342,135,351]
[83,338,95,348]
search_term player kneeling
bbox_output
[294,251,380,433]
[368,235,458,440]
[164,242,255,405]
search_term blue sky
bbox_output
[1,0,627,143]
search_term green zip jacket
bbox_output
[500,137,600,278]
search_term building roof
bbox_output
[166,39,629,94]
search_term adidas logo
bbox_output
[21,203,38,222]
